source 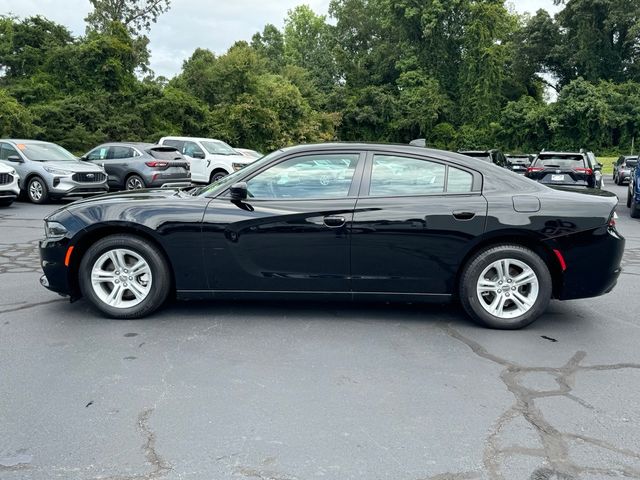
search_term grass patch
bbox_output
[598,157,616,175]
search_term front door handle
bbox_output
[452,210,475,220]
[324,216,346,228]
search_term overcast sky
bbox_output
[0,0,562,78]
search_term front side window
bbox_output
[87,147,108,161]
[247,154,360,199]
[183,141,204,157]
[0,144,19,160]
[370,155,446,196]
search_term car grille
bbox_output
[0,173,13,185]
[73,172,106,183]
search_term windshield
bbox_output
[625,158,638,167]
[197,150,283,197]
[18,142,77,162]
[201,140,237,156]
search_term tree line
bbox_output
[1,0,639,155]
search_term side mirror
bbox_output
[79,156,88,161]
[595,163,603,171]
[230,182,248,201]
[7,155,23,163]
[192,151,206,160]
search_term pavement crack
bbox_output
[440,324,640,480]
[0,298,65,314]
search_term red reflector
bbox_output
[553,249,567,272]
[527,167,543,173]
[145,161,168,168]
[573,167,593,175]
[64,246,74,267]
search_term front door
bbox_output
[350,153,487,296]
[201,151,364,294]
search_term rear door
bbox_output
[350,152,487,296]
[201,150,365,294]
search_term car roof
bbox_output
[538,151,585,156]
[100,142,156,148]
[458,150,490,154]
[1,139,54,145]
[161,136,227,143]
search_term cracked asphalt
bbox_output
[1,183,639,480]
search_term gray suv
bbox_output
[0,139,108,203]
[81,143,191,190]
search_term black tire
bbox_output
[627,189,633,208]
[78,234,171,319]
[0,198,15,207]
[27,176,49,204]
[125,174,146,191]
[631,195,640,219]
[210,170,227,184]
[459,244,552,329]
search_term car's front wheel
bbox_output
[79,234,171,319]
[27,176,49,204]
[210,171,227,183]
[459,245,552,329]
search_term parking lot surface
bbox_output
[1,183,640,480]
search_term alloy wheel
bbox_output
[126,177,144,190]
[476,258,539,319]
[29,180,43,201]
[90,248,152,309]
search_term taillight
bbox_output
[526,167,543,173]
[573,167,593,175]
[145,161,169,168]
[608,211,618,228]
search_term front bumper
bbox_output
[545,225,625,300]
[39,236,73,296]
[0,174,21,197]
[47,174,109,197]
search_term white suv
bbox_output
[158,136,256,184]
[0,161,20,206]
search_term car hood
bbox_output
[0,162,16,173]
[41,161,105,172]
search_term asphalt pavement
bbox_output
[1,183,639,480]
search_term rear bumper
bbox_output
[545,225,625,300]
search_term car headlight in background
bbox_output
[232,163,246,172]
[44,221,68,239]
[44,167,73,176]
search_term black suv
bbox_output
[525,151,603,189]
[458,150,507,168]
[505,154,533,174]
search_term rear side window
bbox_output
[370,155,446,196]
[148,148,183,160]
[536,155,584,169]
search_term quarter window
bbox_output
[370,155,446,196]
[247,154,360,199]
[447,167,474,193]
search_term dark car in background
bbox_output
[458,149,508,168]
[39,143,623,330]
[81,143,191,191]
[613,155,638,185]
[505,154,533,174]
[627,164,640,218]
[525,151,603,189]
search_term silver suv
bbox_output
[0,139,108,203]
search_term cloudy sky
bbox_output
[0,0,562,78]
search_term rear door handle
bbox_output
[452,211,475,220]
[323,216,346,228]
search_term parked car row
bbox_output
[0,137,261,205]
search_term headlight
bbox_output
[44,167,73,176]
[232,163,246,172]
[44,221,68,239]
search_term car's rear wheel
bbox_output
[125,174,145,190]
[27,176,49,204]
[459,245,552,329]
[79,235,171,319]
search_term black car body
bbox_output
[505,154,533,174]
[613,155,638,185]
[526,151,603,189]
[39,143,624,329]
[81,143,191,191]
[458,150,508,168]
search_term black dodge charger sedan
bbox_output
[39,143,624,329]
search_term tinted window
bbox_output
[163,140,184,150]
[247,154,360,199]
[109,146,135,159]
[370,155,446,196]
[148,148,183,160]
[625,158,638,167]
[201,140,237,155]
[0,144,19,160]
[87,147,108,161]
[536,155,585,169]
[447,167,474,193]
